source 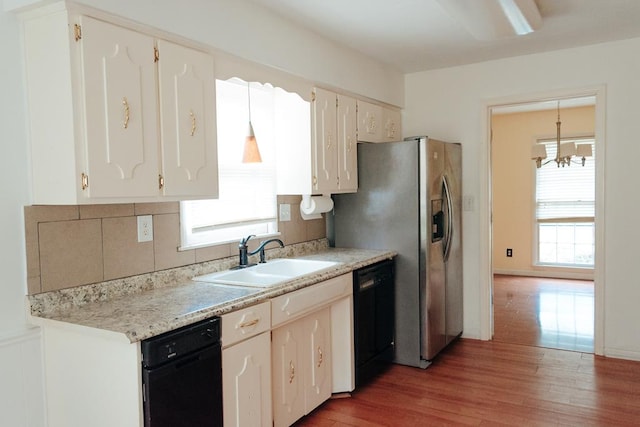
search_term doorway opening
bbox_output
[489,94,600,353]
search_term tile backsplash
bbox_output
[24,195,326,294]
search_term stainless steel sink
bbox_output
[192,258,340,288]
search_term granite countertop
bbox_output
[28,247,395,343]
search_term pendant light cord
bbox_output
[247,82,252,122]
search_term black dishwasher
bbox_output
[141,317,222,427]
[353,259,395,386]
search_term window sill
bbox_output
[178,232,282,252]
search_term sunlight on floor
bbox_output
[493,275,594,352]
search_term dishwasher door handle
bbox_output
[359,278,376,291]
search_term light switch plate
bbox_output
[279,204,291,222]
[463,195,474,212]
[137,215,153,242]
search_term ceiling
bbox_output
[247,0,640,73]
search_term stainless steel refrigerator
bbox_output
[331,136,463,368]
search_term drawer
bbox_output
[271,274,352,327]
[221,301,271,348]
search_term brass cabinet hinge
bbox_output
[154,47,159,63]
[81,173,88,190]
[311,91,316,102]
[74,24,82,42]
[336,96,339,108]
[158,174,164,190]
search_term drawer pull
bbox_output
[289,361,295,383]
[238,318,259,329]
[122,97,130,129]
[189,109,196,136]
[317,347,323,368]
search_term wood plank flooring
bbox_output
[493,275,594,352]
[296,276,640,426]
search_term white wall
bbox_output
[0,5,46,426]
[405,38,640,359]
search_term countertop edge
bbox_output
[29,248,396,343]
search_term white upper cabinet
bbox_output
[312,87,338,193]
[336,94,358,192]
[157,39,218,198]
[21,5,218,204]
[80,16,159,199]
[382,107,402,141]
[357,99,402,143]
[357,100,383,143]
[313,88,358,194]
[276,87,357,195]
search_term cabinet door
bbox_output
[337,94,358,192]
[312,88,338,193]
[157,39,218,198]
[272,321,305,427]
[80,16,159,198]
[222,332,272,427]
[357,100,383,143]
[382,107,402,142]
[304,307,332,411]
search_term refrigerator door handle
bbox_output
[443,175,454,262]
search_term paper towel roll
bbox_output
[300,195,334,220]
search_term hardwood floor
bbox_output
[493,275,594,352]
[297,276,640,426]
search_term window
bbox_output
[180,79,278,249]
[535,138,595,267]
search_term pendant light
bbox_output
[242,82,262,163]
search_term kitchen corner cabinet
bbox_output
[357,100,402,143]
[21,6,218,204]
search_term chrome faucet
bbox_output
[250,238,285,263]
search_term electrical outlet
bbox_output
[506,248,513,257]
[137,215,153,242]
[279,203,291,222]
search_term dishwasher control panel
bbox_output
[141,317,220,368]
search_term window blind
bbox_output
[535,138,595,222]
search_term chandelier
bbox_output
[531,101,592,168]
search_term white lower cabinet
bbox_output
[272,307,332,427]
[223,332,272,427]
[222,302,272,427]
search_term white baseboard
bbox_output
[603,347,640,362]
[493,268,594,281]
[0,327,41,347]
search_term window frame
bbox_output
[532,136,595,269]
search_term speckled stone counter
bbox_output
[28,243,395,342]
